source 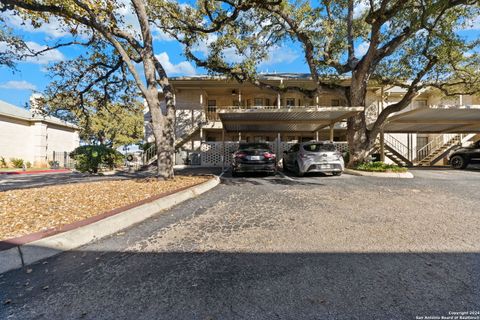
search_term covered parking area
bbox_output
[379,105,480,164]
[218,106,362,141]
[384,105,480,133]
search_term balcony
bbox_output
[205,105,355,122]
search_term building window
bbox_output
[207,100,216,113]
[265,98,270,106]
[254,98,263,106]
[286,98,295,107]
[331,99,340,106]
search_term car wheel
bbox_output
[333,172,342,176]
[450,155,468,169]
[295,162,304,177]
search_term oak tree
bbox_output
[158,0,480,166]
[0,0,178,178]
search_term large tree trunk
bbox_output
[145,92,174,180]
[346,114,375,167]
[158,88,176,179]
[346,74,377,168]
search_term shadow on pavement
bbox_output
[1,250,479,319]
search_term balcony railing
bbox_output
[205,105,355,121]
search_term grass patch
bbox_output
[355,161,408,173]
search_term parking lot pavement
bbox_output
[1,167,480,319]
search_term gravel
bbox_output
[0,176,209,240]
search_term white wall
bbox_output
[0,116,34,162]
[0,116,79,166]
[46,125,79,154]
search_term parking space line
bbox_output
[218,168,228,178]
[278,171,296,181]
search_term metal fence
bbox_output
[47,151,76,169]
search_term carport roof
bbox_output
[218,106,363,132]
[384,105,480,133]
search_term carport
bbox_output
[218,106,363,140]
[379,105,480,163]
[384,105,480,133]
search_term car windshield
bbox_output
[238,143,271,151]
[302,143,336,152]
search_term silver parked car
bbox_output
[283,141,345,176]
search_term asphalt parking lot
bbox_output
[1,167,480,319]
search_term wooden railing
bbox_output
[415,134,458,162]
[384,133,411,161]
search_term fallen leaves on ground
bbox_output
[0,176,209,241]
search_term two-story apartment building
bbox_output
[144,73,480,167]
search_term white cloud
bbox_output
[2,13,69,38]
[0,80,37,90]
[355,41,370,57]
[24,41,65,65]
[152,28,176,42]
[354,0,370,18]
[260,45,299,66]
[155,52,196,76]
[463,16,480,30]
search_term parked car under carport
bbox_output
[283,141,345,177]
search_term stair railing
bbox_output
[142,144,157,165]
[415,134,458,163]
[383,134,411,161]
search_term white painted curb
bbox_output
[0,176,220,274]
[344,168,414,178]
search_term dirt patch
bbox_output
[0,176,210,241]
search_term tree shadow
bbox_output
[1,249,479,319]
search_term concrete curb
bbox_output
[0,176,220,274]
[344,169,414,178]
[0,169,71,175]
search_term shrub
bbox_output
[0,157,6,168]
[355,161,408,173]
[25,161,32,168]
[49,160,60,169]
[10,158,24,168]
[69,145,124,173]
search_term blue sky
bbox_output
[0,5,478,108]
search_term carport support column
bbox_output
[329,124,334,142]
[315,131,319,141]
[380,130,385,162]
[222,129,225,171]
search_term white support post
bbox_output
[277,93,281,109]
[315,131,319,141]
[380,130,385,162]
[329,124,334,142]
[222,129,225,171]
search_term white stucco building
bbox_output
[0,99,80,167]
